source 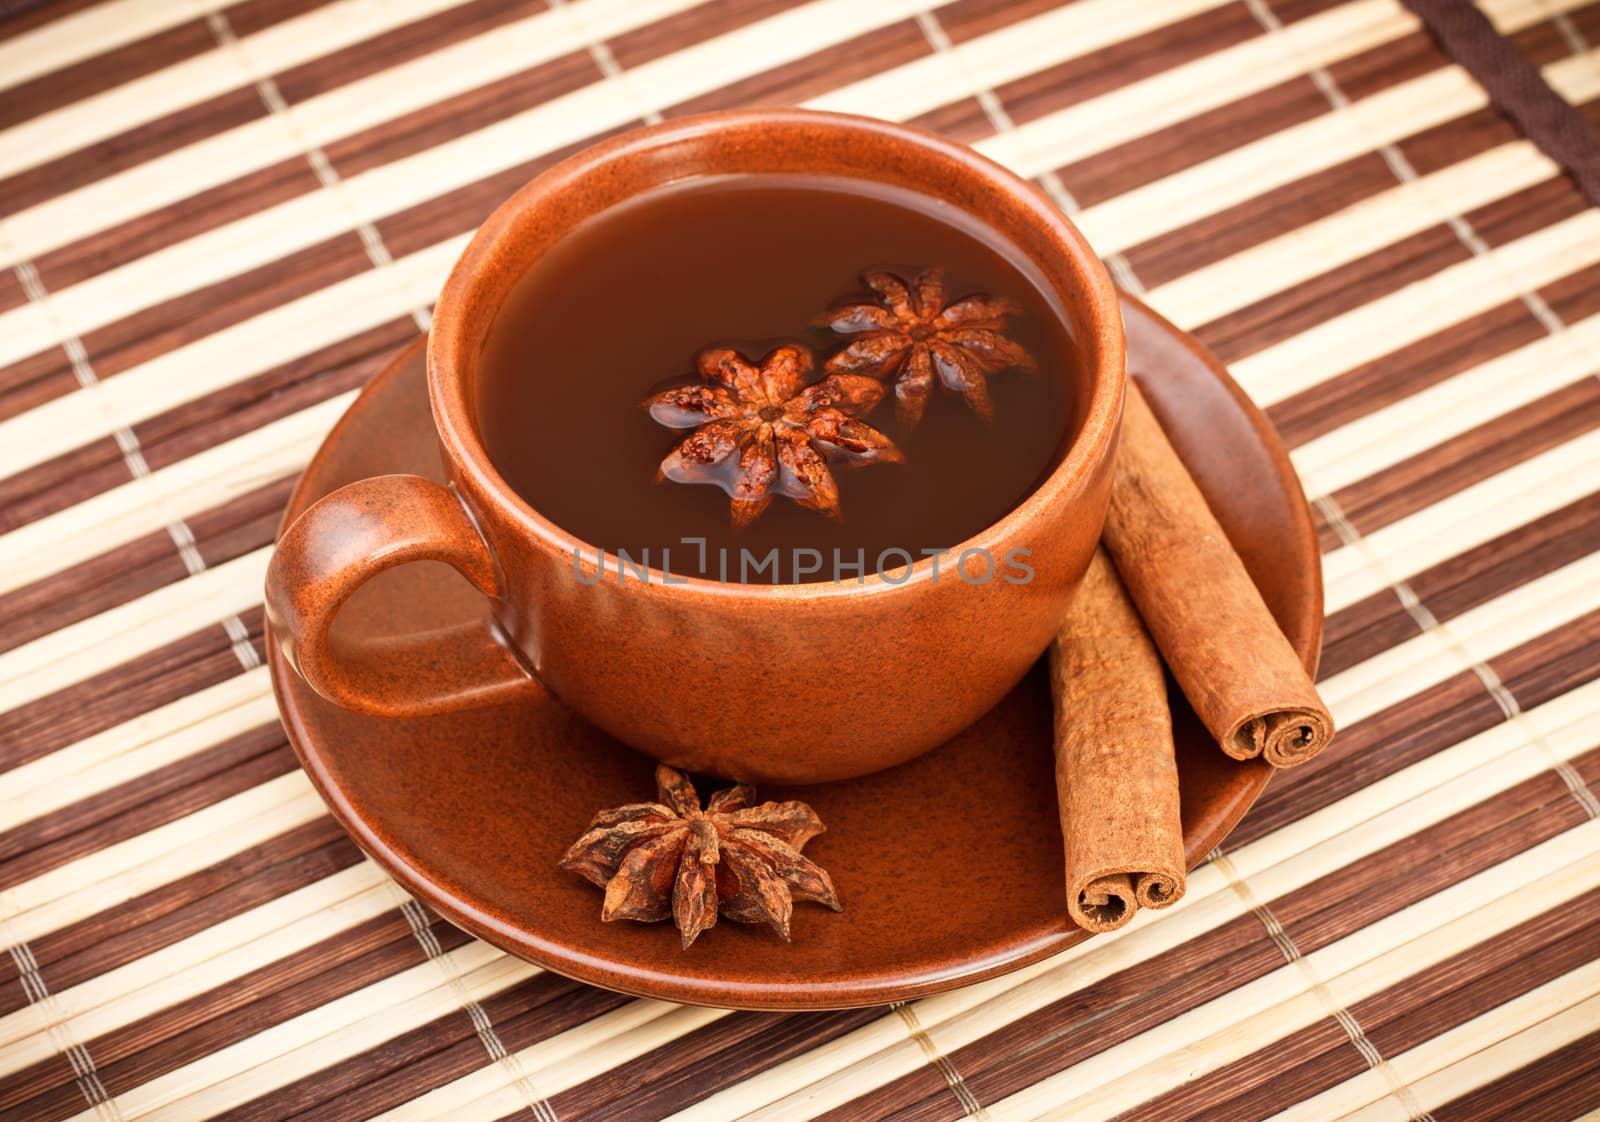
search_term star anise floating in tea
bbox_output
[822,266,1037,426]
[646,344,904,528]
[643,266,1037,527]
[561,765,841,948]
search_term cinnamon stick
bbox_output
[1050,548,1186,933]
[1104,380,1334,767]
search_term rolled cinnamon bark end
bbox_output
[1104,381,1335,768]
[1051,549,1187,935]
[1134,869,1182,911]
[1073,873,1137,933]
[1229,707,1335,768]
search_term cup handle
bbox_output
[264,473,536,717]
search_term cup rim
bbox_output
[428,108,1125,600]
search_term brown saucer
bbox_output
[268,295,1322,1010]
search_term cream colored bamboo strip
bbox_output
[0,0,920,372]
[1322,426,1600,613]
[1273,973,1600,1120]
[671,681,1600,1120]
[1292,311,1600,497]
[807,0,1232,121]
[0,0,473,184]
[0,235,464,486]
[2,0,1225,276]
[1478,0,1596,31]
[372,1002,729,1122]
[1231,210,1600,406]
[71,940,535,1121]
[1075,64,1487,257]
[0,391,354,596]
[1547,47,1600,104]
[0,667,274,833]
[675,678,1600,1113]
[985,823,1600,1121]
[1148,142,1557,329]
[0,0,212,95]
[0,862,394,1075]
[0,0,1412,381]
[1321,552,1600,726]
[975,0,1416,176]
[0,546,269,713]
[0,772,323,947]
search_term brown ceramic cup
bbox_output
[265,108,1125,784]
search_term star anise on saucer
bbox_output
[646,344,903,527]
[561,765,841,948]
[822,266,1038,426]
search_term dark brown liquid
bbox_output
[477,175,1080,582]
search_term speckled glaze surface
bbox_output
[266,294,1323,1010]
[265,109,1126,785]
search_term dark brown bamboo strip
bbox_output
[1062,74,1331,216]
[0,618,262,769]
[1404,0,1600,208]
[1434,1029,1600,1122]
[0,439,128,530]
[221,972,625,1122]
[905,96,994,144]
[1271,769,1596,955]
[320,51,604,178]
[1,824,358,1003]
[0,529,190,653]
[133,329,411,473]
[1195,225,1471,364]
[665,19,932,117]
[34,156,322,292]
[1329,23,1442,96]
[224,0,332,38]
[817,917,1280,1121]
[1116,1019,1366,1122]
[80,234,372,380]
[0,317,405,537]
[1126,149,1399,288]
[1355,888,1600,1059]
[1318,594,1423,681]
[1268,298,1548,448]
[0,267,23,315]
[0,730,292,884]
[993,1,1262,130]
[608,0,808,70]
[1468,173,1592,248]
[1495,607,1600,709]
[0,472,291,653]
[1234,669,1502,847]
[1412,490,1600,627]
[1507,2,1600,69]
[0,17,214,131]
[272,0,536,106]
[1240,612,1600,846]
[3,911,469,1120]
[1330,378,1600,538]
[548,1006,886,1122]
[0,0,101,41]
[0,349,79,423]
[0,87,267,219]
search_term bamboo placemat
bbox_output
[3,0,1600,1118]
